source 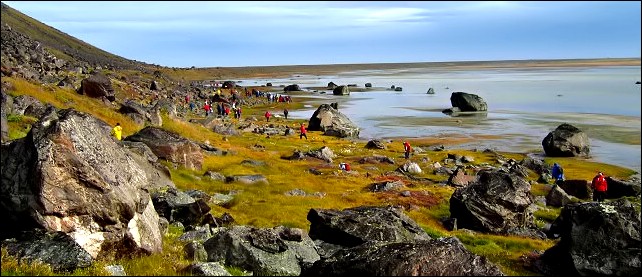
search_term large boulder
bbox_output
[151,187,211,228]
[450,92,488,112]
[542,123,590,157]
[301,238,504,276]
[283,84,301,92]
[1,108,174,259]
[538,199,641,276]
[606,176,641,199]
[124,126,203,170]
[449,169,538,234]
[307,206,431,251]
[307,104,360,138]
[332,85,350,95]
[77,73,115,101]
[203,225,320,276]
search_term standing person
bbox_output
[592,172,608,202]
[403,141,412,159]
[203,101,211,116]
[284,108,289,119]
[551,163,565,184]
[300,123,308,140]
[111,123,122,141]
[265,111,272,122]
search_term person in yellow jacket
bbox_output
[111,123,122,140]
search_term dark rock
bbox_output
[182,262,230,276]
[225,174,268,185]
[151,187,211,227]
[283,84,301,92]
[3,230,93,272]
[301,238,504,276]
[78,73,115,101]
[332,85,350,95]
[369,180,405,192]
[606,176,641,198]
[358,155,395,164]
[558,179,592,200]
[545,184,576,207]
[125,126,203,170]
[307,104,359,138]
[203,225,319,276]
[538,199,641,276]
[449,91,488,111]
[450,169,537,234]
[542,123,590,157]
[365,139,386,149]
[365,83,372,88]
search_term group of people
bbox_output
[551,163,608,202]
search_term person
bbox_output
[551,163,565,184]
[300,123,308,140]
[403,141,412,159]
[284,108,289,119]
[203,101,211,116]
[111,123,122,141]
[592,172,608,202]
[265,111,272,122]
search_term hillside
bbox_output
[0,2,147,71]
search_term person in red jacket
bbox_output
[265,111,272,122]
[592,172,608,202]
[299,123,308,140]
[403,141,412,159]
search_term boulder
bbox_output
[182,262,231,276]
[558,179,592,200]
[327,82,337,89]
[358,155,395,164]
[332,85,350,95]
[449,169,537,234]
[124,126,203,170]
[542,123,590,157]
[365,139,386,149]
[307,104,360,138]
[301,238,504,276]
[538,199,641,276]
[606,176,641,198]
[545,184,576,207]
[364,83,372,88]
[283,84,301,92]
[427,87,435,94]
[1,108,174,259]
[151,187,211,227]
[77,73,115,101]
[449,92,488,111]
[11,94,43,116]
[307,206,431,250]
[203,225,320,276]
[2,230,93,272]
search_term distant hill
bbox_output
[0,2,147,71]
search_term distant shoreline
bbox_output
[194,58,641,80]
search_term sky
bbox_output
[3,1,641,68]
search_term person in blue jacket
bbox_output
[551,163,564,184]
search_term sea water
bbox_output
[239,66,641,172]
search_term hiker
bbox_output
[591,172,608,202]
[189,101,195,112]
[551,163,565,184]
[203,101,211,116]
[300,123,308,140]
[403,141,412,159]
[265,111,272,122]
[284,108,289,119]
[111,123,122,141]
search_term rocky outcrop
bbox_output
[542,123,590,157]
[449,169,538,234]
[301,238,504,276]
[545,184,577,207]
[203,225,320,276]
[332,85,350,95]
[606,176,641,198]
[124,126,203,170]
[365,139,385,149]
[1,108,174,260]
[77,73,115,101]
[449,92,488,112]
[307,104,359,138]
[538,199,641,276]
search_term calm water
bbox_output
[240,66,641,172]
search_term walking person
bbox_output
[111,123,123,141]
[403,141,412,159]
[551,163,565,185]
[299,123,308,140]
[592,172,608,202]
[265,111,272,122]
[284,108,289,119]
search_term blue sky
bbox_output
[4,1,641,67]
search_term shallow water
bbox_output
[240,66,641,172]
